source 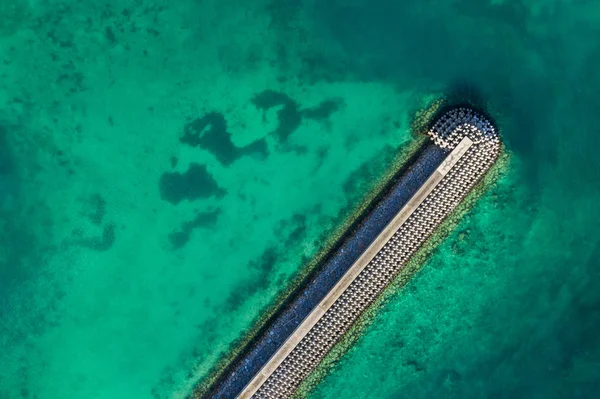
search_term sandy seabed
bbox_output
[1,1,600,399]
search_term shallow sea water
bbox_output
[1,1,599,398]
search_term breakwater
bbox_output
[204,107,501,399]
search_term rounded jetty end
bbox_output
[428,107,500,150]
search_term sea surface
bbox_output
[1,1,599,398]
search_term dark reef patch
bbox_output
[84,193,106,226]
[159,163,225,205]
[302,98,344,121]
[240,138,269,161]
[70,192,116,252]
[251,90,344,143]
[222,247,279,312]
[169,209,221,249]
[252,90,297,111]
[252,90,302,142]
[180,112,268,166]
[275,214,308,249]
[72,223,116,252]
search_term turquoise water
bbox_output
[1,1,599,398]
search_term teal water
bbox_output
[1,1,599,398]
